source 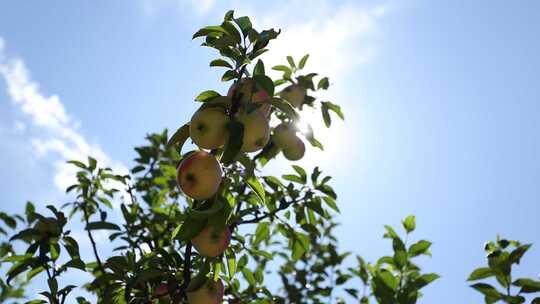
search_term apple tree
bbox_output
[0,9,538,304]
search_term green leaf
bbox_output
[195,90,221,102]
[378,269,398,290]
[292,165,307,183]
[193,25,228,39]
[467,267,495,281]
[88,156,97,171]
[322,101,344,120]
[383,225,399,239]
[210,59,233,69]
[191,200,224,219]
[268,98,299,120]
[282,174,304,184]
[408,240,432,257]
[227,252,236,279]
[67,160,86,169]
[509,244,531,264]
[321,106,331,127]
[286,56,296,68]
[470,283,502,298]
[86,221,120,231]
[322,196,340,212]
[253,59,265,76]
[242,268,256,286]
[414,273,440,289]
[221,121,244,164]
[317,77,330,90]
[254,75,274,96]
[299,54,309,69]
[272,65,291,73]
[246,175,265,204]
[254,222,270,246]
[402,215,416,233]
[134,268,163,284]
[513,278,540,293]
[175,216,207,241]
[221,21,242,44]
[222,70,239,82]
[235,16,252,36]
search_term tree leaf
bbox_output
[467,267,495,281]
[408,240,432,257]
[221,121,244,164]
[195,90,221,102]
[210,59,233,69]
[402,215,416,233]
[246,174,265,204]
[86,221,120,231]
[299,54,309,69]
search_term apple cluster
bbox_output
[172,77,307,303]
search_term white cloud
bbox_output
[0,37,127,192]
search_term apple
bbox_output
[154,282,170,298]
[272,122,298,149]
[280,84,306,108]
[187,279,224,304]
[237,110,270,152]
[190,107,229,149]
[34,217,60,237]
[228,78,272,116]
[191,225,231,257]
[283,137,306,161]
[176,151,223,200]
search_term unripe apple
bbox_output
[34,217,60,237]
[272,122,298,149]
[280,84,306,108]
[177,151,223,200]
[192,225,231,258]
[283,137,306,161]
[190,107,229,149]
[187,279,224,304]
[237,110,270,153]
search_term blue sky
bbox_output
[1,0,540,303]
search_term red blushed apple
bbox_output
[190,107,229,149]
[272,122,298,149]
[280,84,306,108]
[283,137,306,161]
[187,279,224,304]
[228,78,272,116]
[191,225,231,257]
[154,282,170,298]
[237,109,270,153]
[176,151,223,200]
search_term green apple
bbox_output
[190,107,229,149]
[176,151,223,200]
[237,110,270,152]
[283,137,305,161]
[192,225,231,258]
[280,84,306,108]
[187,279,224,304]
[272,122,298,149]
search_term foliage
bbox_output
[468,236,540,303]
